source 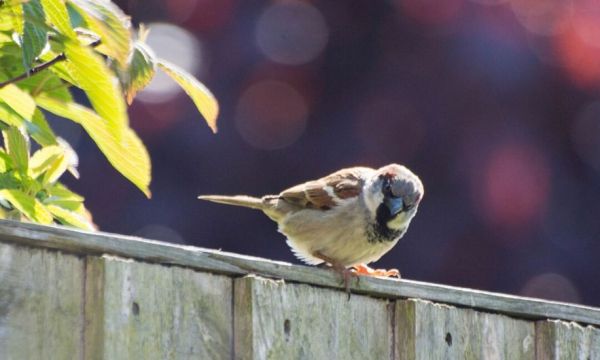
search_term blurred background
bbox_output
[58,0,600,306]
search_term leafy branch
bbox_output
[0,39,101,89]
[0,0,219,228]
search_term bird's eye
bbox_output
[383,183,392,195]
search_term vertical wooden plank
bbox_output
[535,320,600,359]
[395,299,535,360]
[85,255,233,360]
[234,275,392,360]
[0,242,84,360]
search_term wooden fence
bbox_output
[0,220,598,359]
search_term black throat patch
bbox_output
[367,203,405,243]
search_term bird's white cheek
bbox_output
[363,187,383,216]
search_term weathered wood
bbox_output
[395,299,535,359]
[0,219,599,327]
[535,320,600,359]
[84,255,233,360]
[0,242,84,360]
[234,275,392,360]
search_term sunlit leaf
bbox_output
[64,40,128,138]
[0,101,26,127]
[38,46,78,85]
[0,188,53,224]
[2,126,29,172]
[46,203,94,230]
[40,0,76,38]
[0,85,58,145]
[0,84,36,120]
[121,41,155,104]
[157,59,219,133]
[44,182,84,210]
[17,70,73,102]
[21,0,47,70]
[69,0,132,68]
[36,94,151,197]
[29,144,62,178]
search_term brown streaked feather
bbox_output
[279,167,367,210]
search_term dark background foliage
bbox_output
[61,0,600,306]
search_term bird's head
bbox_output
[363,164,424,231]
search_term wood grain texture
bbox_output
[0,220,599,327]
[395,299,535,360]
[234,275,392,360]
[84,255,233,360]
[535,320,600,359]
[0,242,84,360]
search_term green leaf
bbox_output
[0,189,53,224]
[38,46,78,85]
[28,108,58,146]
[64,40,128,138]
[17,70,73,102]
[0,171,20,189]
[121,41,155,104]
[29,144,62,178]
[3,126,29,173]
[21,0,48,70]
[0,85,57,146]
[69,0,132,68]
[40,0,77,38]
[43,151,67,184]
[0,102,26,127]
[0,84,36,120]
[44,182,84,210]
[157,59,219,133]
[0,150,13,172]
[36,94,151,197]
[46,203,94,230]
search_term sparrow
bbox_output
[198,164,424,292]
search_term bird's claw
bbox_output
[352,264,401,278]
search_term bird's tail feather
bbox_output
[198,195,266,210]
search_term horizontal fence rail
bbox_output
[0,219,598,359]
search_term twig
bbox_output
[0,39,101,89]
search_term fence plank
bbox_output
[395,299,535,359]
[0,243,84,360]
[1,220,599,327]
[535,320,600,359]
[234,275,393,360]
[84,255,233,360]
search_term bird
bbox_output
[198,164,424,292]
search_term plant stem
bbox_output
[0,39,101,89]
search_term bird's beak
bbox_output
[384,197,404,216]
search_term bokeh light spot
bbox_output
[510,0,572,35]
[166,0,235,30]
[555,14,600,88]
[138,23,204,103]
[475,142,550,232]
[235,80,308,150]
[256,0,329,65]
[520,272,580,303]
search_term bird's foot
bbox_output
[352,264,401,278]
[313,251,357,298]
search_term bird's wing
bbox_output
[279,167,370,210]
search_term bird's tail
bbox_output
[198,195,266,210]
